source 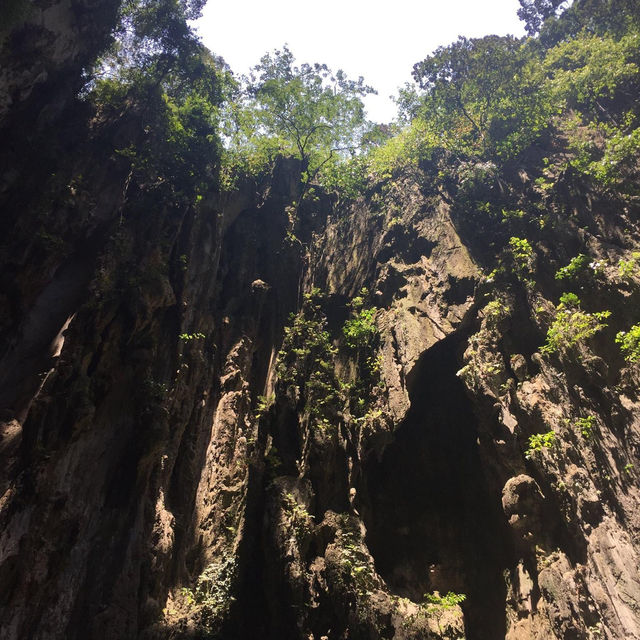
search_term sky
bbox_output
[195,0,526,123]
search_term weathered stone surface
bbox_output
[2,8,640,639]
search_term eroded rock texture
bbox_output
[2,4,640,640]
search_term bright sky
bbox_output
[195,0,526,123]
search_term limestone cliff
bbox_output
[1,2,640,640]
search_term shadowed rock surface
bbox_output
[2,2,640,639]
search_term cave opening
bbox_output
[362,332,512,640]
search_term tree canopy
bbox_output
[82,0,640,205]
[407,35,556,160]
[223,46,375,184]
[87,0,230,200]
[517,0,569,35]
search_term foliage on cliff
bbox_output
[219,46,375,189]
[85,0,229,201]
[3,0,640,638]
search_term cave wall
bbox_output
[1,5,640,640]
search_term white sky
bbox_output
[195,0,526,123]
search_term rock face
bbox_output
[2,5,640,640]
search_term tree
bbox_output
[411,36,553,159]
[412,36,523,135]
[226,45,375,183]
[517,0,569,36]
[88,0,229,200]
[537,0,640,46]
[96,0,210,81]
[543,29,640,119]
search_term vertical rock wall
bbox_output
[1,5,640,640]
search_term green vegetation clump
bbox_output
[615,324,640,362]
[276,289,343,425]
[409,591,466,637]
[544,30,639,116]
[541,293,611,355]
[343,307,378,349]
[277,289,335,384]
[526,430,556,458]
[337,530,377,598]
[276,289,384,427]
[255,393,275,419]
[423,592,467,608]
[283,493,314,543]
[575,415,596,438]
[339,290,384,418]
[179,332,206,341]
[555,254,591,280]
[509,237,535,281]
[618,252,640,279]
[181,555,238,632]
[483,298,512,325]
